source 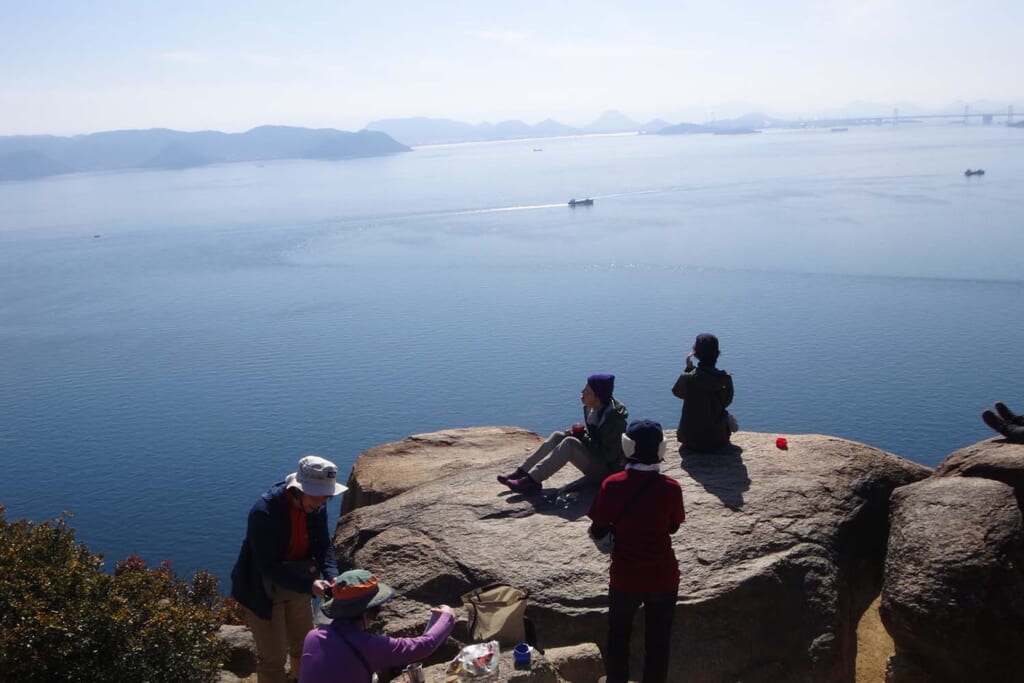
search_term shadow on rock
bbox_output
[679,444,750,509]
[530,477,599,521]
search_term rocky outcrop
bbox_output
[217,625,256,676]
[216,624,257,682]
[881,439,1024,683]
[932,436,1024,493]
[339,427,542,514]
[333,427,929,683]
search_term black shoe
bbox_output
[995,402,1024,426]
[983,409,1010,436]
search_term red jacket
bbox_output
[588,469,685,593]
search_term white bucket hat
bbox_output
[284,455,348,497]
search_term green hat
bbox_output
[321,569,395,619]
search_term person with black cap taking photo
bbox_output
[672,332,737,452]
[498,373,629,495]
[231,455,347,683]
[299,569,455,683]
[588,419,685,683]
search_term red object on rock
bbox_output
[776,437,788,450]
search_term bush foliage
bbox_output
[0,505,227,682]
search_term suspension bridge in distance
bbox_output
[797,105,1020,128]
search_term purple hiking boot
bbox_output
[497,467,528,487]
[507,475,542,495]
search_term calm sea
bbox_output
[1,125,1022,583]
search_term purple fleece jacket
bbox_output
[299,611,455,683]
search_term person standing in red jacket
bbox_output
[588,419,685,683]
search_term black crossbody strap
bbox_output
[337,630,374,681]
[613,474,659,527]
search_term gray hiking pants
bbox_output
[521,431,609,482]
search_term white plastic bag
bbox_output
[445,640,500,679]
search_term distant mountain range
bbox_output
[364,117,575,146]
[5,100,1021,181]
[0,126,409,181]
[657,112,794,135]
[365,110,675,146]
[367,100,1024,146]
[366,110,813,145]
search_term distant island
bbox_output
[365,110,673,146]
[0,126,410,182]
[364,110,801,146]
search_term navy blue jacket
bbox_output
[230,483,340,620]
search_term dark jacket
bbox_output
[582,397,629,469]
[672,365,734,452]
[230,483,339,620]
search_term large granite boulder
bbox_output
[216,624,257,678]
[881,440,1024,683]
[340,426,543,514]
[333,427,928,683]
[933,435,1024,493]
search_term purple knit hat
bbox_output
[587,374,615,404]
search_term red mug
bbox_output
[776,437,788,450]
[570,423,586,437]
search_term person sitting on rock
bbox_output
[671,333,737,452]
[588,419,685,683]
[982,401,1024,443]
[299,568,455,683]
[498,373,628,495]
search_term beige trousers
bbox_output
[244,596,313,683]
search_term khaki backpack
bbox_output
[460,583,528,645]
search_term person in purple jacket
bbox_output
[299,569,455,683]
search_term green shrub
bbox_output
[0,506,227,682]
[217,595,248,626]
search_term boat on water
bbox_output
[964,169,986,177]
[568,198,594,207]
[831,127,848,132]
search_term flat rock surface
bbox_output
[334,428,930,683]
[339,426,542,514]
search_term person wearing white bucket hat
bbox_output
[231,455,348,683]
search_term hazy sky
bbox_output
[1,0,1020,135]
